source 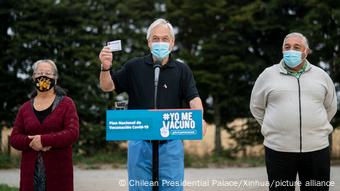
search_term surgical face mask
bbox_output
[151,42,171,61]
[283,50,303,68]
[34,76,56,92]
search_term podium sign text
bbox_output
[106,109,202,140]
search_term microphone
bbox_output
[152,60,161,191]
[153,60,161,87]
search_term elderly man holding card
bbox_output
[99,18,206,191]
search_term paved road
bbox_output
[0,167,339,191]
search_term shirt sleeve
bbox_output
[323,73,337,121]
[250,70,268,126]
[10,105,32,151]
[111,62,130,94]
[181,63,200,103]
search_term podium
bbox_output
[106,109,202,190]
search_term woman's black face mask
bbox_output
[34,76,56,92]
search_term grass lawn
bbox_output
[185,153,265,168]
[3,150,338,170]
[0,154,19,169]
[0,184,18,191]
[73,150,266,169]
[73,150,127,169]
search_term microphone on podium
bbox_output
[152,60,162,191]
[153,60,161,88]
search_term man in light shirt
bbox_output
[250,32,337,191]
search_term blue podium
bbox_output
[106,109,203,140]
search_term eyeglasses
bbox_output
[33,72,55,76]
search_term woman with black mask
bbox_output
[11,59,79,191]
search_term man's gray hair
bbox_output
[32,59,59,79]
[146,18,175,40]
[283,32,309,49]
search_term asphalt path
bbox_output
[0,166,339,191]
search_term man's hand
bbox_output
[28,135,51,152]
[99,46,113,70]
[189,97,206,136]
[202,119,207,136]
[99,46,115,92]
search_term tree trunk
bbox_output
[214,96,222,155]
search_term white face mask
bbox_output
[151,42,171,61]
[283,50,303,68]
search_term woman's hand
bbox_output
[28,135,51,152]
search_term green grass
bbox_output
[185,152,265,168]
[74,150,266,169]
[0,153,20,169]
[3,149,338,170]
[0,184,18,191]
[1,149,266,169]
[73,150,127,169]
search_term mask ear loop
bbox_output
[302,49,308,60]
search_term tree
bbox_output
[165,0,265,154]
[0,0,32,127]
[1,0,339,157]
[166,0,340,155]
[1,0,159,155]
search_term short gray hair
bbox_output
[146,18,175,40]
[32,59,59,79]
[283,32,309,49]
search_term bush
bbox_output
[73,149,127,169]
[74,122,121,155]
[0,153,19,169]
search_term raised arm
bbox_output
[99,46,115,92]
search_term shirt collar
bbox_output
[279,59,311,75]
[145,54,175,68]
[284,61,307,74]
